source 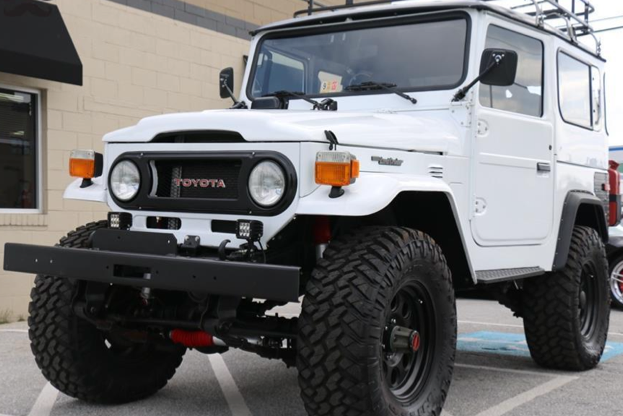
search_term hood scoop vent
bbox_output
[151,130,246,143]
[428,165,444,179]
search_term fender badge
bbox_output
[371,156,404,166]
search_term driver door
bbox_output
[471,24,554,247]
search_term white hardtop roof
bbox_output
[253,0,601,59]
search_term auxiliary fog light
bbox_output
[236,220,264,241]
[108,212,133,230]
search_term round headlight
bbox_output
[248,161,286,207]
[110,160,140,202]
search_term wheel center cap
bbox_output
[387,325,420,354]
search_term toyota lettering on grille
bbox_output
[174,178,227,188]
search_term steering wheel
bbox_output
[348,71,374,86]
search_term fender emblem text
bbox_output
[371,156,404,166]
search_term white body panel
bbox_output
[104,106,466,154]
[471,13,555,246]
[65,6,610,280]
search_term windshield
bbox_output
[249,16,469,99]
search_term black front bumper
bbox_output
[3,242,300,302]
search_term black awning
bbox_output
[0,0,82,85]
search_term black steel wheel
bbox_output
[298,227,456,416]
[579,263,599,338]
[523,226,610,371]
[382,283,435,404]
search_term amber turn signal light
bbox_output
[315,151,359,187]
[69,149,103,183]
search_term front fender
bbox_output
[296,172,455,216]
[63,177,107,203]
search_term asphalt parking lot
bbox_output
[1,299,623,416]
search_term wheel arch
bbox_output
[298,175,476,288]
[553,191,608,271]
[382,191,475,288]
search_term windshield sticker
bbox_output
[319,71,343,94]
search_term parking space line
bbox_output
[474,376,577,416]
[208,354,252,416]
[458,320,623,339]
[28,382,59,416]
[455,363,575,378]
[459,320,523,329]
[0,329,28,333]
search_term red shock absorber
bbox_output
[170,329,216,348]
[313,216,332,259]
[313,216,332,245]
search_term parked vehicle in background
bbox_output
[608,224,623,309]
[3,1,621,415]
[610,146,623,167]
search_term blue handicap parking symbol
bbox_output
[458,331,623,362]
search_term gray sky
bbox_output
[588,1,623,145]
[580,0,623,146]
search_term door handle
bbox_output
[537,162,551,173]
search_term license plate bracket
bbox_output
[90,229,178,256]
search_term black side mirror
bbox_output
[480,49,518,87]
[219,67,235,99]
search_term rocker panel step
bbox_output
[476,267,545,284]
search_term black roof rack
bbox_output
[295,0,403,17]
[483,0,600,53]
[295,0,601,55]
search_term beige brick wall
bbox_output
[185,0,346,26]
[0,0,255,319]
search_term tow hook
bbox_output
[388,326,421,353]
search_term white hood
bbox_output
[104,109,462,153]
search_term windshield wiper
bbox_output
[345,82,417,105]
[264,91,337,111]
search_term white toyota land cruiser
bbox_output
[4,1,621,415]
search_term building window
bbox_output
[0,86,40,212]
[479,25,544,117]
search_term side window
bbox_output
[479,25,544,117]
[604,73,609,135]
[592,67,602,131]
[558,52,592,129]
[251,51,304,97]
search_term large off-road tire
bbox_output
[523,226,610,371]
[28,221,185,404]
[608,254,623,310]
[298,227,456,416]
